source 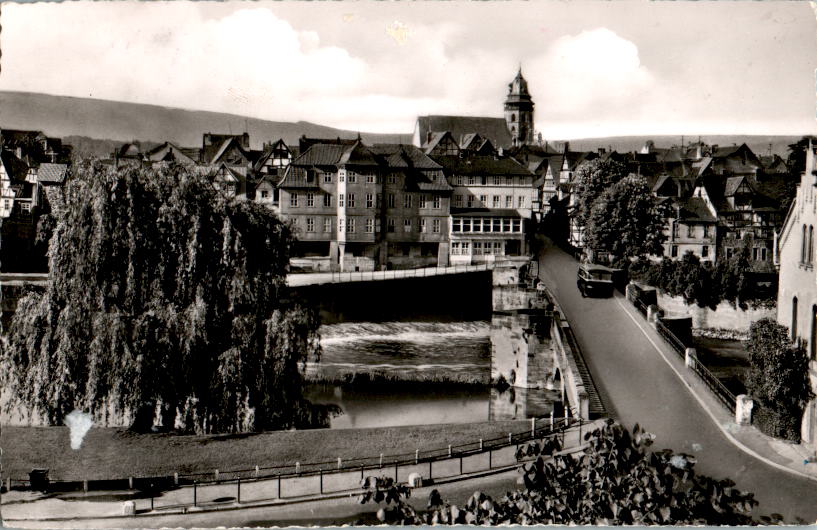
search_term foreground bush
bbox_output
[746,318,814,442]
[361,420,759,525]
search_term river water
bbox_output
[305,321,560,429]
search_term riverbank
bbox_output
[1,419,536,483]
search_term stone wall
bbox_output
[490,310,554,388]
[656,291,775,332]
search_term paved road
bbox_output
[537,240,817,522]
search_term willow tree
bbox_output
[0,160,321,433]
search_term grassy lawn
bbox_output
[1,419,535,482]
[693,336,750,395]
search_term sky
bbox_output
[1,1,816,140]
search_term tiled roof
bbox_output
[432,155,533,176]
[416,115,512,149]
[292,144,348,166]
[338,142,382,167]
[180,148,201,161]
[724,176,748,196]
[37,163,68,184]
[675,197,716,222]
[370,144,442,170]
[711,145,743,158]
[423,131,457,154]
[201,133,250,164]
[145,142,197,164]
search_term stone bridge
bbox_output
[490,261,606,421]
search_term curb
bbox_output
[615,294,817,484]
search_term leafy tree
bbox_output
[583,175,669,260]
[0,160,322,434]
[746,318,814,442]
[786,136,817,175]
[362,421,759,525]
[573,158,630,228]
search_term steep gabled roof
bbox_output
[416,115,512,149]
[423,131,460,155]
[675,197,717,223]
[145,142,197,164]
[724,175,749,196]
[460,133,483,151]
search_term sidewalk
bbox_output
[615,293,817,483]
[1,420,603,526]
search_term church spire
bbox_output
[504,66,535,147]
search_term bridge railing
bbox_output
[324,263,494,284]
[654,319,686,359]
[644,308,738,414]
[687,355,738,412]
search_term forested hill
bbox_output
[0,91,412,155]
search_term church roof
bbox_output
[416,115,512,149]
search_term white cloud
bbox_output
[531,28,655,115]
[0,3,813,137]
[0,3,369,123]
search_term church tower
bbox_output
[504,67,535,147]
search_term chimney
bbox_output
[426,131,432,145]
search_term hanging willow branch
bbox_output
[0,160,320,434]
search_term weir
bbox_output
[490,259,605,421]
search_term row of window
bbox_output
[301,217,444,234]
[294,168,447,185]
[337,170,377,184]
[386,218,442,233]
[454,175,529,187]
[451,241,505,255]
[669,244,769,262]
[451,217,523,233]
[670,245,711,258]
[288,192,443,210]
[671,222,712,239]
[453,194,527,209]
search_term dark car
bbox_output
[576,263,616,298]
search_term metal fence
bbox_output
[629,297,737,414]
[687,356,738,412]
[7,417,589,501]
[654,319,686,359]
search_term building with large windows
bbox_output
[277,140,452,271]
[776,140,817,450]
